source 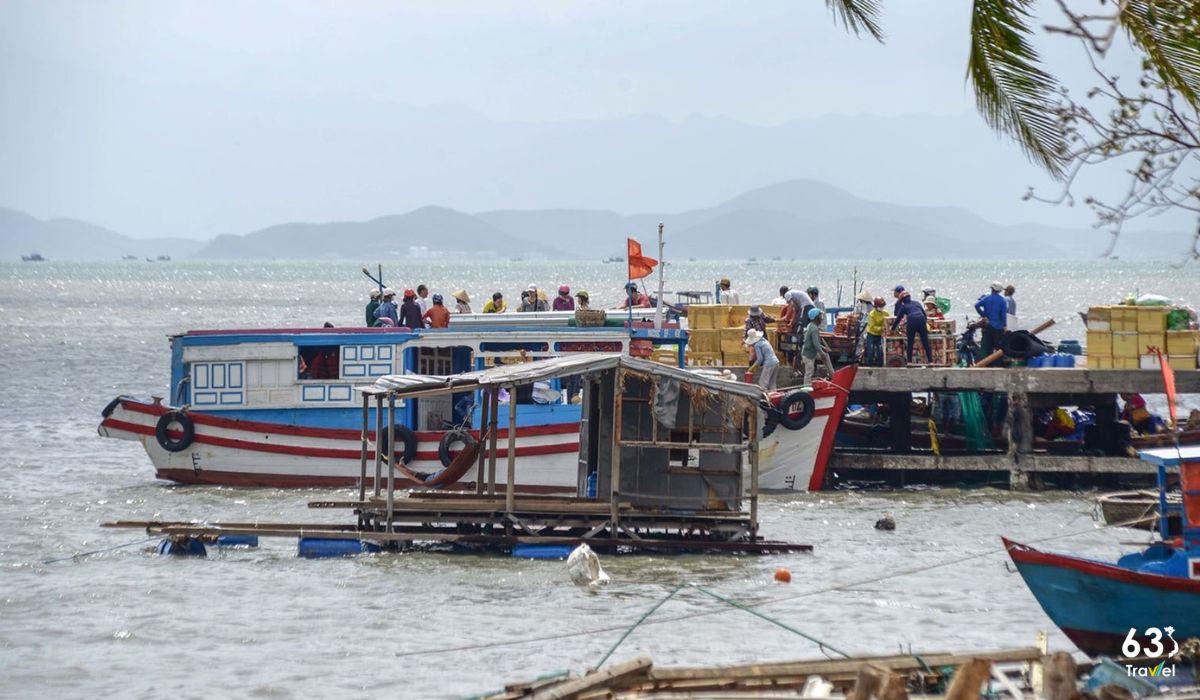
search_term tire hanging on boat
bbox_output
[378,424,418,466]
[155,410,195,452]
[776,391,816,431]
[438,429,478,467]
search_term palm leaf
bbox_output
[968,0,1067,176]
[825,0,885,41]
[1120,0,1200,107]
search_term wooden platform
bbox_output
[850,367,1199,394]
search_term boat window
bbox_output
[417,347,454,375]
[298,346,340,380]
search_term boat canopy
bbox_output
[358,352,764,401]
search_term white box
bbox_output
[1139,354,1161,369]
[1087,320,1111,331]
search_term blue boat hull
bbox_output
[1004,538,1200,657]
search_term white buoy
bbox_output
[566,543,610,589]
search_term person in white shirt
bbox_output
[416,284,430,313]
[719,277,741,304]
[770,286,789,305]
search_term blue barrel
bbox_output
[511,544,575,560]
[216,534,259,548]
[157,537,207,557]
[1057,339,1082,355]
[298,537,371,559]
[585,472,597,498]
[1027,355,1044,368]
[1059,353,1076,368]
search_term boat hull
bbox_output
[98,367,855,492]
[1004,538,1200,657]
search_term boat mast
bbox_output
[654,222,665,330]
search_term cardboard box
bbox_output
[1112,332,1140,358]
[687,305,731,331]
[1138,332,1166,355]
[1089,355,1113,369]
[1086,331,1112,356]
[1137,306,1170,332]
[1168,353,1198,370]
[686,329,719,354]
[1167,330,1199,355]
[720,328,747,355]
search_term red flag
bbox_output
[1156,348,1178,429]
[627,238,657,280]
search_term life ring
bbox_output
[155,410,195,452]
[378,424,418,466]
[777,391,816,431]
[438,429,478,467]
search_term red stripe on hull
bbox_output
[154,468,574,493]
[807,365,857,491]
[102,418,578,460]
[1003,538,1200,593]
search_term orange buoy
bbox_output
[774,567,791,583]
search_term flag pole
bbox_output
[654,223,665,330]
[626,239,633,327]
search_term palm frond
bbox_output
[824,0,885,42]
[967,0,1067,176]
[1120,0,1200,107]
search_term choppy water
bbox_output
[1,259,1196,699]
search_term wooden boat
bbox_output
[1097,490,1182,533]
[1006,445,1200,657]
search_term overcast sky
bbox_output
[1,0,1175,239]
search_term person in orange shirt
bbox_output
[422,293,451,328]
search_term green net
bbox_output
[935,296,952,314]
[1167,308,1190,330]
[958,391,993,451]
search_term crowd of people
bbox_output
[365,282,603,328]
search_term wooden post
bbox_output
[373,394,384,496]
[1041,652,1077,700]
[850,664,908,700]
[488,389,499,496]
[505,384,518,515]
[1007,390,1032,490]
[610,369,623,535]
[358,393,369,503]
[944,659,991,700]
[749,408,760,541]
[386,394,396,533]
[475,390,489,495]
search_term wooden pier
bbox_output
[833,367,1200,489]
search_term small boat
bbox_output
[121,255,138,261]
[156,255,171,261]
[21,253,46,262]
[1097,489,1182,533]
[1006,445,1200,657]
[603,255,623,263]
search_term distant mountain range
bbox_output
[3,180,1192,261]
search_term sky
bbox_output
[0,0,1182,240]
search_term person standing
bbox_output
[864,297,888,367]
[415,285,431,314]
[399,289,424,329]
[743,305,775,336]
[553,285,575,311]
[974,282,1008,356]
[423,293,451,328]
[718,277,741,304]
[365,289,382,327]
[483,292,507,313]
[452,290,472,314]
[1004,284,1018,330]
[771,286,789,305]
[891,286,932,364]
[801,308,832,384]
[373,288,399,326]
[744,329,780,390]
[807,286,825,312]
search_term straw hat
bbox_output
[744,329,764,345]
[748,305,763,317]
[855,291,872,303]
[452,289,470,303]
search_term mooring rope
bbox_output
[41,536,161,565]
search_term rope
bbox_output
[41,536,160,564]
[392,514,1161,661]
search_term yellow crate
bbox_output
[720,328,747,355]
[1138,332,1165,354]
[1112,332,1140,358]
[1087,306,1112,322]
[766,328,779,349]
[726,304,752,327]
[686,329,720,353]
[685,351,722,367]
[1166,330,1199,355]
[687,305,731,331]
[1089,355,1113,369]
[1137,306,1170,332]
[1168,353,1198,370]
[722,350,749,367]
[1115,357,1140,369]
[1086,331,1111,356]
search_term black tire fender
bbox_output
[378,424,418,466]
[438,429,478,467]
[155,411,196,452]
[777,391,816,431]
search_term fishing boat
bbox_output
[1005,445,1200,657]
[98,313,855,492]
[21,253,46,262]
[1097,490,1183,534]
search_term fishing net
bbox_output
[958,391,993,451]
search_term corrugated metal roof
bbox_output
[360,352,763,399]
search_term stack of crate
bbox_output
[685,304,786,366]
[1086,305,1199,369]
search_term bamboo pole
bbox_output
[386,394,396,533]
[505,385,517,515]
[475,390,489,495]
[358,393,369,503]
[488,389,499,496]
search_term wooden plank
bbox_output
[529,656,652,700]
[651,648,1041,682]
[852,367,1200,394]
[829,453,1153,475]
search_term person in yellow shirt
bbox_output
[864,297,888,367]
[482,292,507,313]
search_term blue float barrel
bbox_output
[511,544,575,560]
[585,472,597,498]
[216,534,259,548]
[157,537,207,557]
[298,537,370,558]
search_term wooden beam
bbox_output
[529,656,652,700]
[852,367,1200,394]
[358,393,369,504]
[829,452,1154,475]
[476,389,489,496]
[610,369,623,535]
[505,388,518,516]
[488,390,499,496]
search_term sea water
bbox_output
[0,259,1196,699]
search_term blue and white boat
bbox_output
[98,312,855,492]
[1006,445,1200,657]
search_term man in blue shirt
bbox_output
[890,286,932,364]
[373,288,399,326]
[974,282,1008,357]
